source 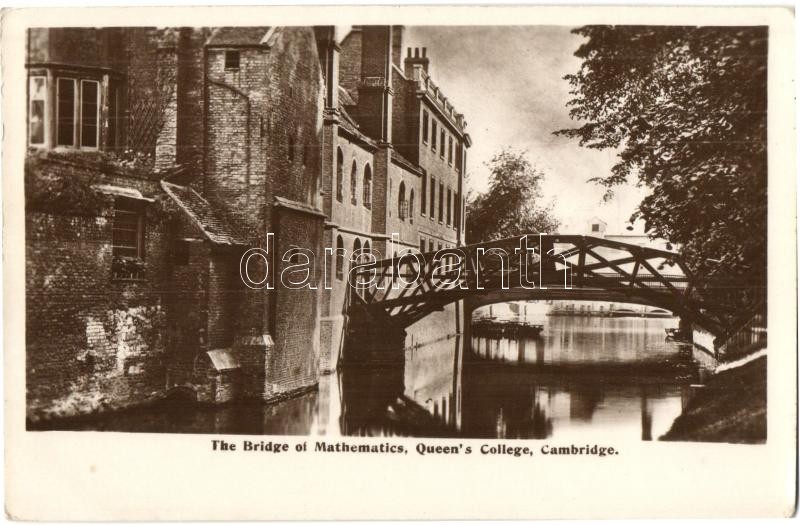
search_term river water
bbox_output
[47,312,711,440]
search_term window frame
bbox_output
[56,77,77,148]
[429,177,436,219]
[335,236,345,281]
[225,50,241,70]
[28,75,48,147]
[363,164,372,209]
[112,199,146,261]
[336,148,344,203]
[421,110,429,144]
[350,160,358,205]
[79,79,101,150]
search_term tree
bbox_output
[466,149,560,244]
[556,26,767,309]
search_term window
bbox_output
[462,197,466,232]
[422,110,429,144]
[592,223,600,232]
[336,148,344,202]
[421,171,427,215]
[56,78,76,147]
[409,190,415,221]
[446,188,452,226]
[431,121,437,152]
[353,239,362,266]
[448,136,453,165]
[438,182,444,221]
[428,240,434,252]
[29,76,47,145]
[225,50,240,70]
[439,129,445,158]
[420,237,426,253]
[398,181,407,220]
[430,177,436,218]
[80,80,100,149]
[112,200,145,260]
[455,192,460,231]
[363,164,372,209]
[335,235,344,280]
[350,161,358,205]
[108,84,121,151]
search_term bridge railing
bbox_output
[349,234,731,335]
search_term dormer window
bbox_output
[225,50,240,70]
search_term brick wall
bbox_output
[25,156,172,421]
[204,27,326,399]
[338,29,362,104]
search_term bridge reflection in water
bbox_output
[49,309,706,440]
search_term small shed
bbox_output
[194,348,241,404]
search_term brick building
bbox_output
[25,25,470,421]
[317,26,471,369]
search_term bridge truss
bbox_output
[349,234,737,337]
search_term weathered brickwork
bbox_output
[25,158,170,422]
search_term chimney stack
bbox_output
[404,46,430,77]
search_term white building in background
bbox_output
[546,218,679,318]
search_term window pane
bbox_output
[29,77,46,145]
[112,206,144,259]
[30,101,45,145]
[57,78,75,146]
[81,81,99,148]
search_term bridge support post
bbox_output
[342,311,407,368]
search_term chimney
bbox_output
[404,46,430,77]
[154,28,180,171]
[391,25,404,68]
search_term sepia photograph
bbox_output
[3,5,796,520]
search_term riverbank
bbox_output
[661,354,766,443]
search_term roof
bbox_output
[206,27,274,47]
[338,86,356,107]
[92,184,154,203]
[274,196,326,218]
[205,349,240,372]
[161,181,246,246]
[337,105,378,150]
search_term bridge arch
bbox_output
[348,234,737,338]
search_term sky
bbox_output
[402,26,648,235]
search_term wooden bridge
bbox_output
[347,234,745,339]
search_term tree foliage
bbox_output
[556,26,767,307]
[466,149,560,244]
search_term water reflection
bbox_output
[43,314,704,441]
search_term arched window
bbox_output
[350,161,358,205]
[363,164,372,209]
[409,189,415,221]
[335,235,344,280]
[398,181,407,220]
[336,148,344,202]
[353,238,362,268]
[364,241,371,256]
